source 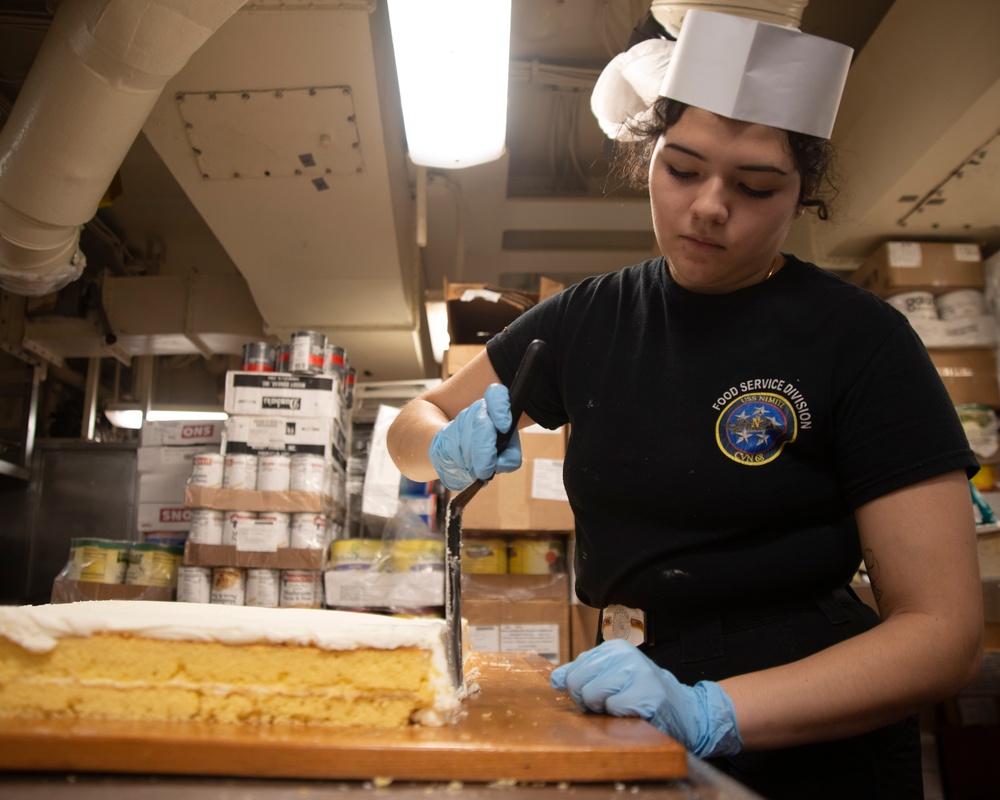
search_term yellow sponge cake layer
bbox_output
[0,601,460,727]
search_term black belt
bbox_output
[601,586,856,661]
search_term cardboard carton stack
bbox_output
[849,241,999,406]
[180,367,348,608]
[442,278,584,664]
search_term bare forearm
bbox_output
[721,607,983,751]
[386,398,449,482]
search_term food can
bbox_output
[125,542,184,588]
[508,536,567,574]
[329,538,381,570]
[176,565,213,603]
[189,452,225,488]
[188,508,226,544]
[144,532,189,548]
[290,512,328,549]
[936,289,987,320]
[289,330,327,375]
[461,536,508,574]
[256,454,291,491]
[390,538,444,572]
[343,367,356,409]
[255,511,291,549]
[289,453,328,492]
[245,568,281,607]
[210,567,246,605]
[223,454,258,490]
[69,538,130,584]
[280,570,324,608]
[242,341,277,372]
[276,344,291,373]
[223,510,258,545]
[324,344,347,380]
[957,404,1000,461]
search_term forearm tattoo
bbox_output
[863,548,883,603]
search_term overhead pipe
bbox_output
[0,0,247,297]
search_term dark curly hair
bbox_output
[614,98,838,220]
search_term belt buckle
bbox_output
[602,604,646,646]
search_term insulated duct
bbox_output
[649,0,808,35]
[0,0,247,296]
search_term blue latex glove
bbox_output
[550,639,743,759]
[428,383,522,491]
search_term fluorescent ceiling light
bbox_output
[104,407,143,429]
[104,404,228,429]
[387,0,511,169]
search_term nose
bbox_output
[691,178,729,224]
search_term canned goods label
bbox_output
[211,567,246,605]
[289,454,328,492]
[242,341,277,372]
[330,538,381,570]
[237,516,290,552]
[125,543,184,588]
[461,537,508,574]
[508,537,566,574]
[257,454,291,491]
[223,454,258,490]
[188,508,226,545]
[290,331,327,374]
[390,539,444,572]
[290,513,328,549]
[280,570,323,608]
[69,539,130,584]
[224,511,258,545]
[176,566,213,603]
[189,453,225,488]
[245,568,281,607]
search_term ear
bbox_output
[795,205,806,219]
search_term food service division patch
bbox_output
[716,392,797,465]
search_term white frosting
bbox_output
[0,601,461,722]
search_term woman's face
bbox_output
[649,106,804,294]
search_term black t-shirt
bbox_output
[487,256,977,612]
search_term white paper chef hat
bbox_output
[591,8,854,141]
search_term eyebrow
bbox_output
[664,142,789,176]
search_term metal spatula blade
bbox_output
[443,339,548,688]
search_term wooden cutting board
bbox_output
[0,653,687,783]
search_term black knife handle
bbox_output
[496,339,547,456]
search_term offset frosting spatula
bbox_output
[443,339,548,688]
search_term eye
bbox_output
[740,184,775,199]
[666,164,697,180]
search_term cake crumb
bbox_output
[372,777,393,788]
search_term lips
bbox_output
[681,234,724,251]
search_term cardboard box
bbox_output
[570,604,601,659]
[910,315,997,348]
[460,426,574,532]
[928,348,1000,407]
[224,371,341,418]
[849,241,983,297]
[137,502,192,532]
[183,542,326,570]
[323,570,443,609]
[140,420,224,447]
[137,445,219,474]
[442,344,484,379]
[445,280,537,347]
[51,579,174,603]
[462,572,569,601]
[138,471,190,504]
[184,484,338,515]
[223,414,342,460]
[464,598,569,665]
